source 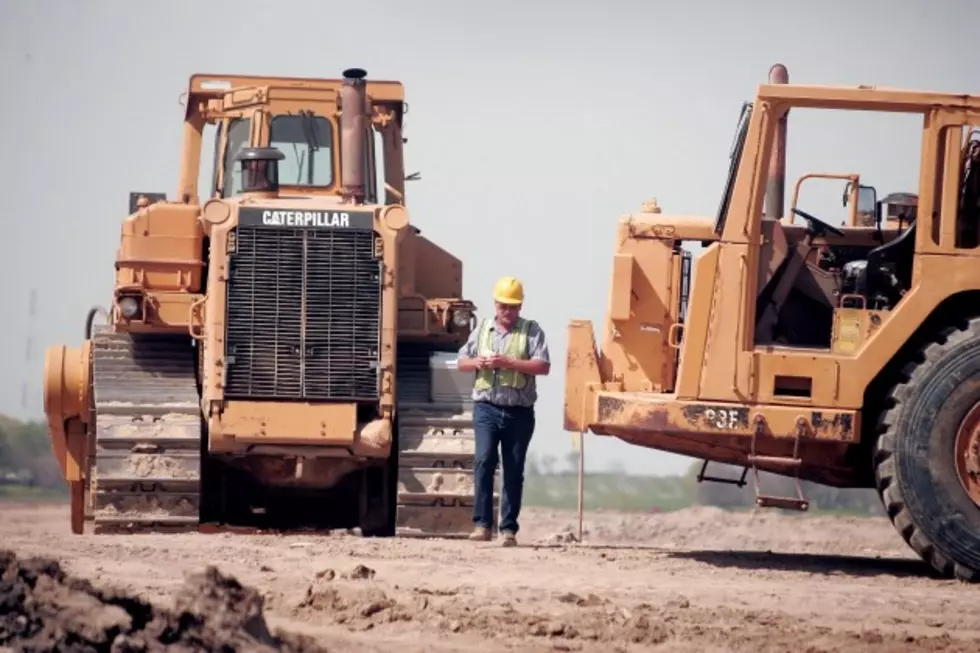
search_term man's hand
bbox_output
[481,355,507,369]
[457,355,485,372]
[469,356,493,370]
[468,355,547,374]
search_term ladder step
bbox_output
[756,495,809,511]
[748,420,809,512]
[696,460,749,487]
[700,474,747,486]
[746,455,802,469]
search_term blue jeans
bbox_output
[472,400,535,534]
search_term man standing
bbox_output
[457,276,551,547]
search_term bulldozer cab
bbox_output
[172,71,408,210]
[711,90,980,358]
[216,109,338,198]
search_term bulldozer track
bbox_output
[89,328,202,533]
[85,330,490,538]
[395,402,497,538]
[392,349,498,538]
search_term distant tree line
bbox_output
[681,460,885,516]
[522,450,884,516]
[0,415,66,495]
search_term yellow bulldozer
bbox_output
[43,68,492,538]
[564,64,980,580]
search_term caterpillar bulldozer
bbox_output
[43,68,492,538]
[564,63,980,580]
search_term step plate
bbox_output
[394,351,499,538]
[395,403,499,538]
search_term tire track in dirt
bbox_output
[2,500,978,652]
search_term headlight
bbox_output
[452,309,471,328]
[118,296,141,319]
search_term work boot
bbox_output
[501,530,517,547]
[468,526,491,542]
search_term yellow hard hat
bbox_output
[493,276,524,305]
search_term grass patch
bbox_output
[524,472,692,512]
[0,484,67,500]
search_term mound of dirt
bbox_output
[0,549,328,652]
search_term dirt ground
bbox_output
[2,500,979,652]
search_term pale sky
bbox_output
[0,0,973,475]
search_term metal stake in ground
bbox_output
[577,430,584,542]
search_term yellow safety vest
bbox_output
[473,318,531,390]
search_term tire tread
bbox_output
[873,316,980,582]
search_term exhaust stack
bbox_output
[235,146,285,198]
[765,63,789,220]
[339,67,369,203]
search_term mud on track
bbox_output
[2,500,979,652]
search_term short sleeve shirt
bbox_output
[458,317,550,407]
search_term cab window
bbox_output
[221,118,251,197]
[269,113,335,188]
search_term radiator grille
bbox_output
[224,226,382,401]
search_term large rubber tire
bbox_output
[874,318,980,581]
